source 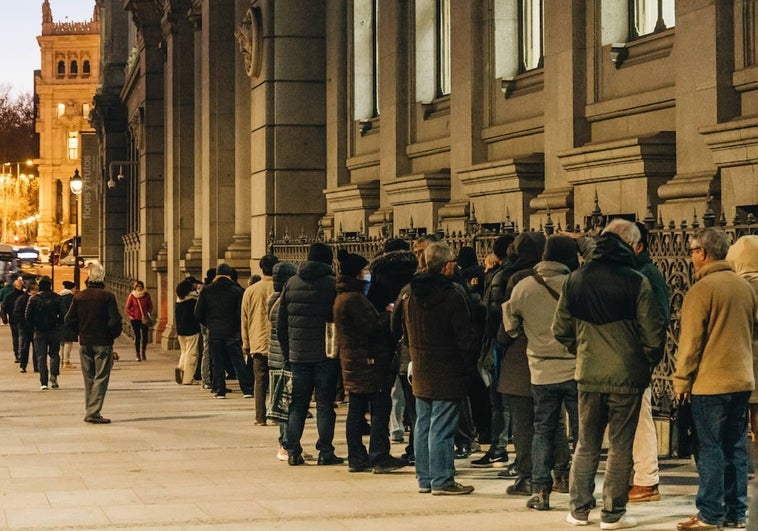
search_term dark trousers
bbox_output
[399,373,416,459]
[508,394,534,478]
[10,321,20,361]
[346,388,392,467]
[209,338,252,396]
[19,327,34,372]
[570,391,643,525]
[287,359,339,458]
[469,375,492,444]
[130,319,148,355]
[252,353,269,423]
[34,329,60,386]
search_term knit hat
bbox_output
[308,242,333,264]
[383,238,409,253]
[216,263,232,277]
[337,249,368,278]
[62,280,76,289]
[543,235,580,271]
[456,246,478,269]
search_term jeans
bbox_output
[691,392,750,525]
[19,327,33,372]
[489,384,511,456]
[251,353,269,423]
[346,388,392,467]
[34,329,61,386]
[389,376,406,439]
[570,391,642,524]
[130,319,148,356]
[79,344,114,419]
[508,394,534,478]
[531,379,579,492]
[414,398,459,490]
[399,374,416,459]
[198,325,211,385]
[209,338,252,396]
[287,359,339,458]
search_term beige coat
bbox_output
[241,276,274,355]
[673,260,758,396]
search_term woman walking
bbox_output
[125,280,153,361]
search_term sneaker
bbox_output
[601,515,637,529]
[175,367,183,384]
[497,462,520,479]
[454,446,471,459]
[431,482,474,496]
[348,462,371,473]
[243,394,253,399]
[373,456,407,474]
[471,450,508,468]
[628,484,659,502]
[391,433,404,444]
[276,446,288,461]
[40,384,48,390]
[526,491,550,511]
[566,513,589,526]
[50,375,59,389]
[676,515,722,530]
[19,368,26,373]
[552,476,569,493]
[288,454,305,466]
[724,518,747,528]
[418,486,431,494]
[505,476,532,496]
[213,393,226,399]
[317,453,345,466]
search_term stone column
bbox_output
[159,0,195,350]
[658,0,739,223]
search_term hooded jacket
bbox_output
[277,260,336,363]
[552,232,666,394]
[366,249,418,311]
[175,291,200,336]
[334,275,393,394]
[404,272,477,401]
[267,262,298,370]
[674,258,758,396]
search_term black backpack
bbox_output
[33,293,62,332]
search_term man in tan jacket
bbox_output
[674,228,758,531]
[242,254,279,425]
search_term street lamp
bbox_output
[70,169,82,288]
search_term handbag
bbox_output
[136,296,154,326]
[267,368,293,422]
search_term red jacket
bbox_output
[125,291,153,321]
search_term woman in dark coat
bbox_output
[334,249,406,474]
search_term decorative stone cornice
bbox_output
[324,181,380,213]
[700,115,758,167]
[384,171,451,206]
[459,155,544,197]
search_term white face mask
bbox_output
[361,272,372,283]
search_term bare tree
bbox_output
[0,85,37,163]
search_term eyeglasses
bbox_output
[689,246,702,254]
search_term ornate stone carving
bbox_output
[234,7,262,78]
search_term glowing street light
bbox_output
[70,169,83,288]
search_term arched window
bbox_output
[82,60,90,75]
[70,61,78,75]
[57,61,65,76]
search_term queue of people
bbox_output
[3,224,756,530]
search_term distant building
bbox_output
[35,0,100,249]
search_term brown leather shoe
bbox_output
[628,484,660,502]
[676,514,721,530]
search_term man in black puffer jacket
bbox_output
[194,263,252,399]
[278,243,342,466]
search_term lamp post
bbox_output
[70,169,83,288]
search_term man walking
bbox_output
[2,276,24,365]
[553,219,666,529]
[241,254,278,425]
[403,241,477,495]
[278,242,342,466]
[26,276,65,390]
[674,228,758,531]
[64,261,122,424]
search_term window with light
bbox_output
[630,0,675,39]
[68,132,78,160]
[519,0,543,72]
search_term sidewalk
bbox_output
[0,324,701,530]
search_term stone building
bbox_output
[35,0,100,249]
[89,0,758,350]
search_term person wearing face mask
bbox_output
[334,249,406,474]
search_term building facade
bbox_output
[89,0,758,349]
[35,0,100,249]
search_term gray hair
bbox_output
[603,218,641,246]
[424,241,454,274]
[87,261,106,283]
[692,227,729,260]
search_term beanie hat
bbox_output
[216,263,232,277]
[337,249,369,278]
[62,280,76,289]
[543,235,580,271]
[456,246,478,269]
[308,242,333,264]
[383,238,409,253]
